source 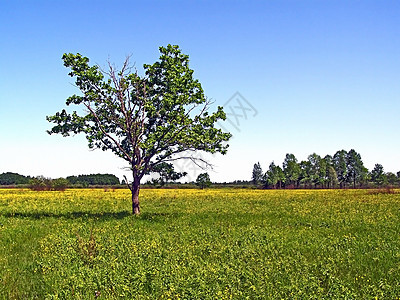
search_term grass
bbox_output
[0,189,399,299]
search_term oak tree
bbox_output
[47,45,231,214]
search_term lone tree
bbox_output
[147,162,187,186]
[47,45,231,214]
[196,173,211,189]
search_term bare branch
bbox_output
[83,102,132,164]
[162,155,214,170]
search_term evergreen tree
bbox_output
[333,150,348,188]
[251,162,263,185]
[265,162,284,189]
[282,154,300,188]
[346,149,367,188]
[299,160,312,188]
[371,164,386,186]
[326,165,339,188]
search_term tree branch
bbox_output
[83,102,133,164]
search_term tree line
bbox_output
[0,172,120,187]
[0,172,30,185]
[66,174,120,186]
[252,149,400,189]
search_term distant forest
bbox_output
[0,173,120,186]
[253,149,400,189]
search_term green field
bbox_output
[0,189,399,299]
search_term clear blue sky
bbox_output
[1,0,399,182]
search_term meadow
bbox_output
[0,188,399,299]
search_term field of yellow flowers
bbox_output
[0,188,399,299]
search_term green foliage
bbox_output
[333,150,348,188]
[75,229,97,265]
[52,178,69,191]
[196,173,211,189]
[251,162,263,185]
[264,162,285,188]
[66,174,120,186]
[0,172,30,185]
[346,149,368,188]
[260,149,395,189]
[29,176,53,191]
[147,162,187,186]
[371,164,387,186]
[28,176,69,191]
[0,189,400,298]
[327,165,339,188]
[283,154,300,188]
[307,153,326,187]
[386,172,398,185]
[299,160,312,188]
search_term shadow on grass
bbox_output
[0,211,132,220]
[0,211,181,221]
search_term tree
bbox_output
[318,157,329,188]
[326,165,339,188]
[196,173,211,189]
[53,178,69,191]
[370,164,386,186]
[264,162,284,189]
[346,149,367,188]
[148,162,187,186]
[333,150,348,188]
[323,155,333,166]
[251,162,263,185]
[386,172,398,186]
[307,153,326,188]
[299,160,312,188]
[47,45,231,214]
[29,176,53,191]
[282,154,300,188]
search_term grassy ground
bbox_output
[0,188,399,299]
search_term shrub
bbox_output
[29,176,52,191]
[29,176,69,191]
[53,178,69,191]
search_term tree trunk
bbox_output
[131,179,140,215]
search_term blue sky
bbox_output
[1,0,399,182]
